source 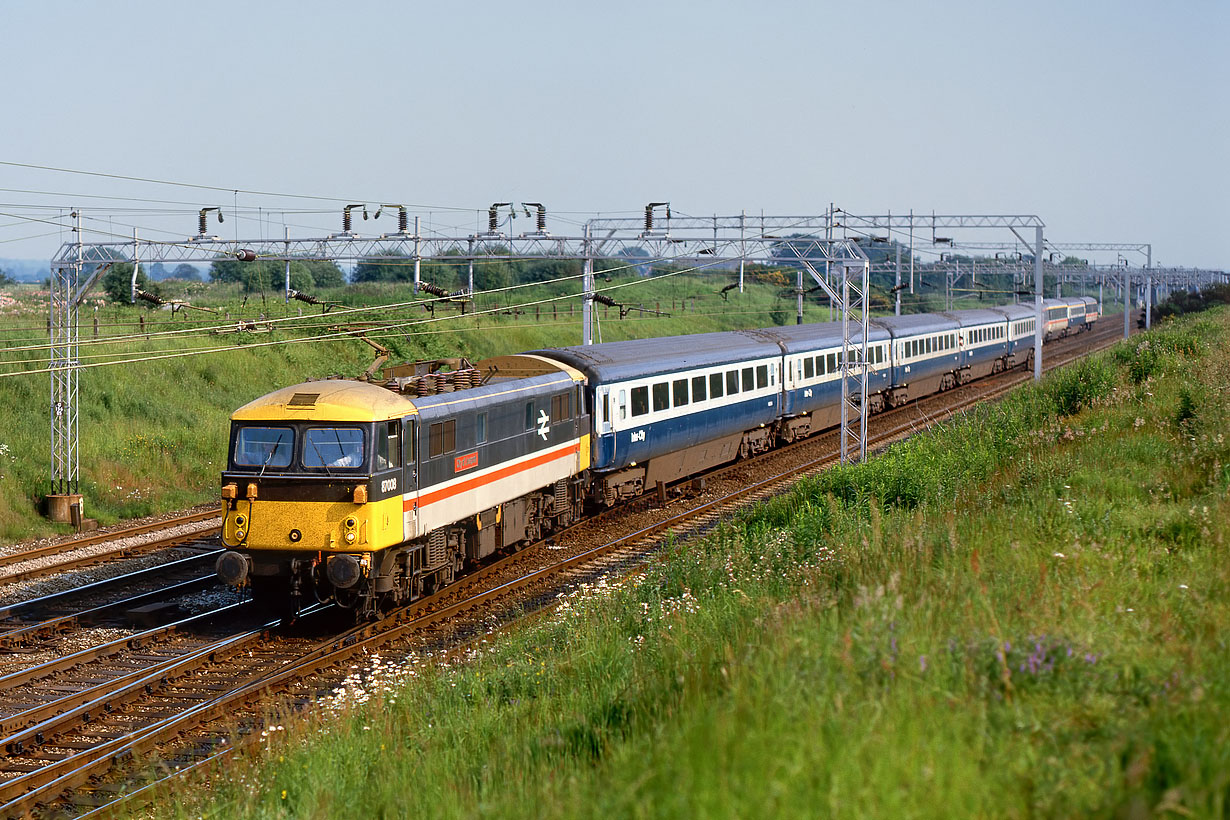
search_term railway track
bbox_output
[0,552,223,652]
[0,316,1138,818]
[0,510,219,590]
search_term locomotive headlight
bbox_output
[235,515,246,527]
[235,529,245,540]
[345,531,356,543]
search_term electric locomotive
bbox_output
[215,356,590,618]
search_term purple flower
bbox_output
[919,655,928,673]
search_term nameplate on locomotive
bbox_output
[454,452,479,473]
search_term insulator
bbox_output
[235,249,257,262]
[399,209,408,233]
[537,207,546,232]
[644,205,653,232]
[488,208,498,232]
[198,211,207,236]
[593,293,617,308]
[343,210,352,233]
[419,281,449,298]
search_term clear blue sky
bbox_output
[1,0,1226,269]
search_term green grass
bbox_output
[150,308,1229,819]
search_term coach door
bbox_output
[402,418,419,540]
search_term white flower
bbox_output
[1053,552,1065,558]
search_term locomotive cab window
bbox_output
[234,426,293,469]
[303,427,365,469]
[476,412,487,445]
[376,420,401,470]
[428,420,456,458]
[525,402,535,431]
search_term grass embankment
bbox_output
[164,309,1229,818]
[0,276,801,541]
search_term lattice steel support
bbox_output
[797,246,870,464]
[49,213,82,496]
[837,258,871,464]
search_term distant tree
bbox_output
[170,263,202,281]
[302,259,345,288]
[210,258,287,293]
[353,251,413,283]
[0,268,13,287]
[102,263,159,304]
[522,258,581,284]
[149,262,169,280]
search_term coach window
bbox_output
[826,352,836,372]
[804,357,814,379]
[476,412,487,445]
[709,372,724,399]
[726,370,739,395]
[428,420,456,459]
[551,393,571,424]
[691,375,706,402]
[673,379,689,407]
[652,382,670,412]
[742,367,754,392]
[631,386,648,417]
[377,420,401,470]
[756,365,768,389]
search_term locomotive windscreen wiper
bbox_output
[309,437,335,477]
[259,431,286,477]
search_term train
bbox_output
[215,296,1099,618]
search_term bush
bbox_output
[1044,356,1115,415]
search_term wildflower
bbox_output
[1179,584,1189,590]
[1053,552,1065,558]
